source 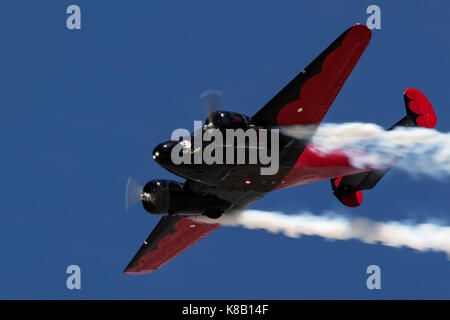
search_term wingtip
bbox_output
[123,267,155,275]
[338,24,372,47]
[351,23,372,38]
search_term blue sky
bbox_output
[1,1,449,299]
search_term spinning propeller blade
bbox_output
[200,89,222,118]
[125,177,143,210]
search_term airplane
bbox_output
[123,24,437,274]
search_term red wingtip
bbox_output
[350,23,372,39]
[124,269,155,275]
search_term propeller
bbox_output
[125,176,143,210]
[200,89,222,122]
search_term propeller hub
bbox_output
[139,192,152,202]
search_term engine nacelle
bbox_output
[141,180,183,214]
[204,111,252,131]
[141,179,231,215]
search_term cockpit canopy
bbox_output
[204,111,252,131]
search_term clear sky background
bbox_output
[1,1,449,299]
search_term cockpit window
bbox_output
[205,111,250,130]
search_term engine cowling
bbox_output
[141,179,231,215]
[141,180,183,214]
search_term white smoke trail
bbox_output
[282,123,450,179]
[193,210,450,257]
[192,123,450,257]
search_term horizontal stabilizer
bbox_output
[331,88,436,207]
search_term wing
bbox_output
[252,24,371,127]
[124,215,220,274]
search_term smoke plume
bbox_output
[282,123,450,179]
[193,210,450,257]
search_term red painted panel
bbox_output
[275,144,373,190]
[125,218,219,275]
[333,176,343,188]
[294,144,352,168]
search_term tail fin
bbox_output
[331,88,437,207]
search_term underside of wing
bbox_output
[124,216,219,275]
[252,24,371,127]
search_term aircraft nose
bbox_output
[152,141,177,165]
[152,139,199,181]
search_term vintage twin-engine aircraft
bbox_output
[124,24,437,274]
